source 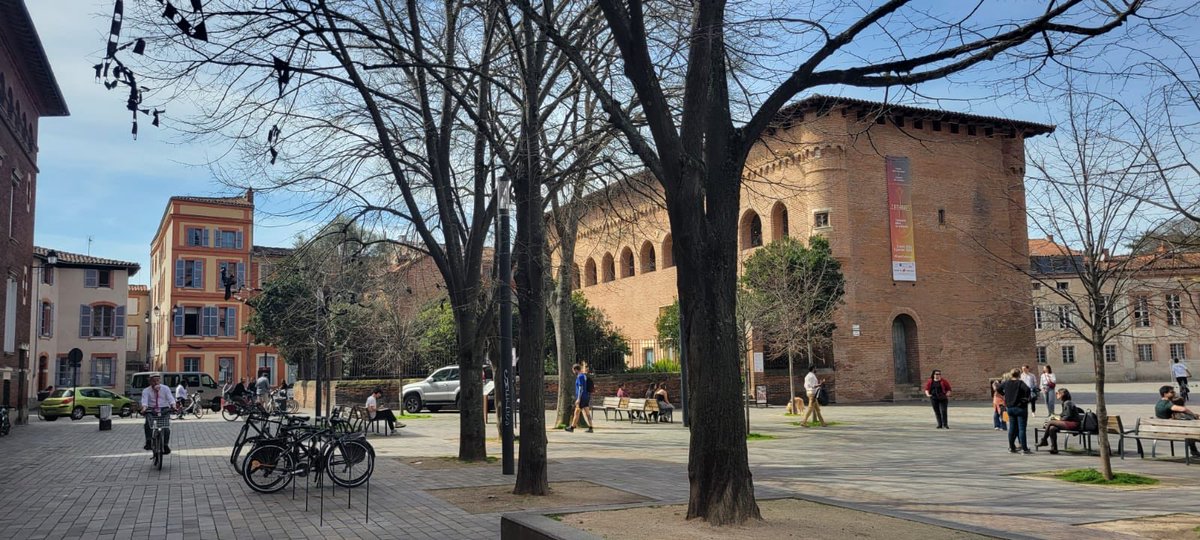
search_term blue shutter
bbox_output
[174,308,184,336]
[212,230,223,249]
[193,260,204,289]
[84,269,98,288]
[175,260,185,288]
[115,306,126,338]
[237,263,246,289]
[203,307,217,336]
[226,307,237,336]
[202,228,211,247]
[235,230,244,249]
[79,305,92,338]
[49,303,55,338]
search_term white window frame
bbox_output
[1104,344,1118,363]
[1166,294,1182,326]
[1034,307,1044,330]
[1061,345,1076,364]
[1169,343,1186,361]
[1137,344,1154,362]
[1133,297,1151,327]
[1036,346,1047,364]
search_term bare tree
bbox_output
[514,0,1152,523]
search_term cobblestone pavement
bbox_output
[0,382,1194,539]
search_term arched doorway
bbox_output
[37,355,48,391]
[891,314,919,385]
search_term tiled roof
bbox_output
[779,95,1055,137]
[252,245,295,258]
[34,246,140,276]
[1108,251,1200,272]
[1028,237,1081,256]
[171,195,254,208]
[129,284,149,293]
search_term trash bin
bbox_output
[99,404,112,431]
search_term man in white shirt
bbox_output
[800,367,827,427]
[366,388,400,434]
[255,372,271,405]
[1021,365,1039,414]
[141,374,177,453]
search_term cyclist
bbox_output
[141,373,178,454]
[175,380,190,419]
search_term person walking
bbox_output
[1036,388,1080,454]
[1020,365,1039,415]
[998,368,1033,454]
[565,363,593,433]
[800,367,826,427]
[991,380,1007,431]
[1039,365,1057,416]
[255,370,271,406]
[1173,359,1192,402]
[923,370,952,429]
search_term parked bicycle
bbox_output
[0,407,10,437]
[177,390,207,420]
[241,416,374,493]
[221,393,259,422]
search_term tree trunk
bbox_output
[1091,334,1113,480]
[454,312,487,462]
[673,166,761,524]
[551,210,579,428]
[514,179,549,494]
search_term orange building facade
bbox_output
[149,190,288,384]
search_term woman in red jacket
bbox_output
[923,370,953,429]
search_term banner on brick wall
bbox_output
[886,156,916,281]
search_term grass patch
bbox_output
[789,421,847,427]
[399,413,432,420]
[548,514,564,522]
[1055,469,1158,486]
[746,433,777,441]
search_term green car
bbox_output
[40,387,135,421]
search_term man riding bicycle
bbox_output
[141,373,178,454]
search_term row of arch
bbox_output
[0,71,37,153]
[579,201,808,288]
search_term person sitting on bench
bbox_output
[1036,388,1080,454]
[654,381,674,422]
[1155,385,1199,458]
[367,387,398,434]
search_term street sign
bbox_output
[68,348,83,367]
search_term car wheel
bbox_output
[427,405,442,413]
[402,394,422,414]
[70,407,86,421]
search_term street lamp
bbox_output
[496,178,514,476]
[24,250,58,425]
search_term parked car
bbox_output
[402,365,495,414]
[128,372,223,411]
[40,387,136,421]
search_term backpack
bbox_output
[585,375,595,394]
[1080,410,1099,433]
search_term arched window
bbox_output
[662,234,674,268]
[620,247,635,278]
[602,253,615,283]
[584,258,597,286]
[771,202,789,241]
[740,210,763,250]
[639,241,656,273]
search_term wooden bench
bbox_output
[600,397,630,421]
[627,398,674,424]
[1126,418,1200,465]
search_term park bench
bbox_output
[600,397,630,421]
[627,398,673,424]
[1126,418,1200,465]
[350,405,402,435]
[1034,416,1100,455]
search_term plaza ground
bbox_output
[0,382,1194,539]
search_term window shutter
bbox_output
[115,306,126,338]
[174,308,184,336]
[212,230,223,249]
[202,228,211,247]
[49,303,54,338]
[203,307,217,336]
[226,307,237,336]
[237,263,246,289]
[235,230,244,250]
[84,269,98,288]
[79,305,92,338]
[175,260,185,288]
[193,260,204,289]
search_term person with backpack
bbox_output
[1036,388,1080,454]
[997,368,1033,454]
[923,369,952,429]
[565,363,594,433]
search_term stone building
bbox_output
[29,248,140,395]
[1031,237,1199,383]
[149,190,289,384]
[563,96,1053,402]
[0,1,68,419]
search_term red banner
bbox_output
[886,156,916,281]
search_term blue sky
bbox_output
[27,1,307,285]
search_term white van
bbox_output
[127,372,223,411]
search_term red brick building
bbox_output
[563,96,1052,401]
[0,1,68,417]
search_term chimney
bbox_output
[245,187,255,205]
[1046,234,1054,243]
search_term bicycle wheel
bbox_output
[242,444,294,493]
[222,406,240,422]
[325,439,375,488]
[193,403,206,419]
[285,399,299,414]
[152,430,164,470]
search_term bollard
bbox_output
[99,404,112,431]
